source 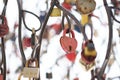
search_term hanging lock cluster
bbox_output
[60,29,77,62]
[76,0,96,14]
[18,59,39,80]
[0,15,9,37]
[80,40,97,70]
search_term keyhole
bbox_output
[69,45,72,51]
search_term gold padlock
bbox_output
[18,59,39,80]
[50,7,61,17]
[81,14,88,26]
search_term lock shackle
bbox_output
[83,24,93,41]
[22,10,42,32]
[62,12,71,31]
[0,15,7,26]
[63,29,75,38]
[25,58,38,67]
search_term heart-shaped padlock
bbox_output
[81,40,97,64]
[65,52,76,62]
[0,15,9,37]
[60,29,77,53]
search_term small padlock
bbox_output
[0,15,9,37]
[81,40,97,63]
[22,59,39,79]
[60,29,77,53]
[0,68,3,80]
[46,72,52,79]
[80,40,96,70]
[50,7,61,17]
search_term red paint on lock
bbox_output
[74,77,79,80]
[65,52,76,62]
[0,15,9,37]
[23,37,31,48]
[0,75,3,80]
[60,29,77,53]
[62,2,72,10]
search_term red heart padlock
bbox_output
[0,15,9,37]
[65,52,76,62]
[60,29,77,53]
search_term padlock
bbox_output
[76,0,96,14]
[46,72,52,79]
[0,15,9,37]
[60,29,77,53]
[50,7,61,17]
[80,40,96,70]
[65,52,76,62]
[74,77,79,80]
[0,68,3,80]
[21,59,39,79]
[81,14,88,26]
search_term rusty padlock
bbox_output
[60,29,77,53]
[0,68,3,80]
[76,0,96,14]
[18,59,39,80]
[0,15,9,37]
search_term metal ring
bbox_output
[22,10,42,32]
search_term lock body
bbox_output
[60,29,77,53]
[22,67,39,78]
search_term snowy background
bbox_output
[0,0,120,80]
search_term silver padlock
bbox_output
[22,59,39,79]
